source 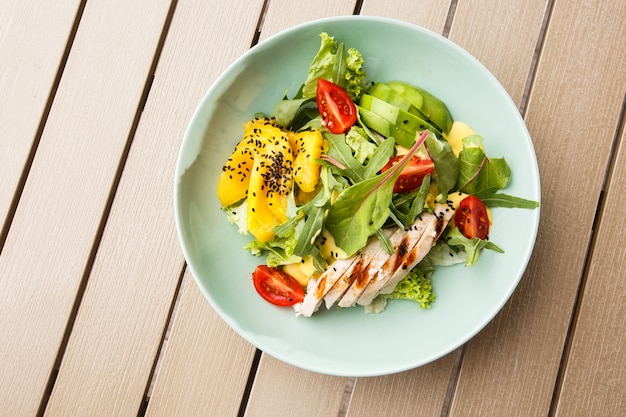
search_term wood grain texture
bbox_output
[555,122,626,416]
[0,0,172,416]
[42,0,265,416]
[360,0,451,33]
[448,0,549,106]
[146,272,256,417]
[0,0,81,239]
[449,0,626,415]
[245,356,348,417]
[347,353,457,417]
[258,0,357,41]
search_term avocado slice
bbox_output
[385,80,454,133]
[368,82,438,131]
[357,106,418,148]
[359,93,440,136]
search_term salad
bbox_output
[216,33,539,316]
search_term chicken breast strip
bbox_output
[337,227,405,308]
[323,229,396,309]
[379,206,453,295]
[293,256,356,317]
[357,204,452,306]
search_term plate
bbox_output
[174,16,540,377]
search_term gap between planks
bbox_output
[0,1,87,255]
[139,7,269,414]
[548,92,626,417]
[34,1,180,416]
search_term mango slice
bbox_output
[292,129,324,193]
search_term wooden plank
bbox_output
[146,272,257,417]
[360,0,451,34]
[258,0,357,40]
[0,0,81,241]
[346,353,457,417]
[244,356,347,417]
[448,0,626,415]
[555,122,626,415]
[448,0,549,105]
[0,0,173,416]
[42,1,266,416]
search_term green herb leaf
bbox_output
[390,174,431,227]
[332,42,347,90]
[425,133,458,198]
[323,131,394,184]
[325,132,428,256]
[445,227,504,266]
[456,135,511,196]
[480,193,540,209]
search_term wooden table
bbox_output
[2,1,624,416]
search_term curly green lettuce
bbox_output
[365,268,435,313]
[301,32,368,101]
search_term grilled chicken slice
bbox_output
[323,229,395,309]
[357,204,453,306]
[295,204,454,316]
[293,256,356,317]
[337,228,405,308]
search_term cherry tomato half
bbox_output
[316,78,357,134]
[381,155,435,193]
[252,265,305,307]
[455,195,490,240]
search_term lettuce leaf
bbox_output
[365,268,435,313]
[345,126,377,163]
[301,32,368,100]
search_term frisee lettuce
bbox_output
[365,268,435,313]
[301,32,368,101]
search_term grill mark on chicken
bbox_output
[295,203,455,316]
[314,275,328,299]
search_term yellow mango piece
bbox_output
[217,144,255,207]
[292,129,324,193]
[264,133,294,223]
[246,154,282,242]
[245,124,294,241]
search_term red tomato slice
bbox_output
[381,155,435,193]
[316,78,357,134]
[252,265,305,306]
[455,195,490,240]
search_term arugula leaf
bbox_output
[480,193,540,209]
[325,132,428,257]
[323,132,394,184]
[425,133,458,198]
[323,132,368,182]
[332,42,347,90]
[445,227,504,266]
[323,171,400,257]
[456,135,511,196]
[390,174,431,227]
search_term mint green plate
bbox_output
[174,16,540,377]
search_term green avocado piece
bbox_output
[357,106,417,148]
[385,80,454,133]
[368,82,437,130]
[359,93,439,136]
